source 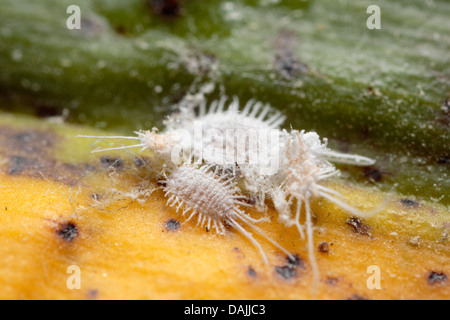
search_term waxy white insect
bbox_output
[162,164,293,264]
[78,95,379,283]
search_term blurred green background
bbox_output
[0,0,449,204]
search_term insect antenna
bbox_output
[76,135,141,140]
[91,144,146,153]
[233,212,295,261]
[316,150,376,166]
[304,194,319,293]
[317,186,387,218]
[227,217,269,264]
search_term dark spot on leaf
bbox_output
[0,127,84,184]
[134,157,149,168]
[326,277,339,286]
[400,199,420,208]
[87,289,99,300]
[147,0,181,18]
[318,242,330,253]
[273,29,309,80]
[115,25,129,36]
[8,156,31,175]
[56,222,78,242]
[274,54,309,79]
[248,266,257,278]
[362,166,383,182]
[428,271,447,285]
[346,217,371,236]
[437,156,450,165]
[34,103,61,118]
[100,156,123,170]
[157,180,167,187]
[165,219,180,231]
[275,254,302,279]
[287,254,303,268]
[275,265,297,279]
[13,131,53,152]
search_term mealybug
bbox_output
[78,95,383,284]
[161,164,293,264]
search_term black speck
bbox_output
[134,157,148,168]
[437,156,450,165]
[165,219,180,231]
[56,222,78,242]
[363,166,383,182]
[400,199,420,208]
[92,193,100,201]
[274,54,309,80]
[428,271,447,285]
[287,254,303,268]
[240,196,256,206]
[100,156,123,170]
[275,265,297,279]
[275,254,302,279]
[157,180,167,187]
[115,25,128,36]
[34,103,61,118]
[248,266,257,278]
[346,217,371,236]
[326,277,339,286]
[318,242,330,253]
[147,0,181,18]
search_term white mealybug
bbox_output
[78,95,382,284]
[270,129,378,286]
[161,164,293,264]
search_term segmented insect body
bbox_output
[162,164,293,264]
[165,96,288,209]
[78,96,381,276]
[80,97,285,170]
[163,96,286,170]
[267,129,378,285]
[166,96,286,132]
